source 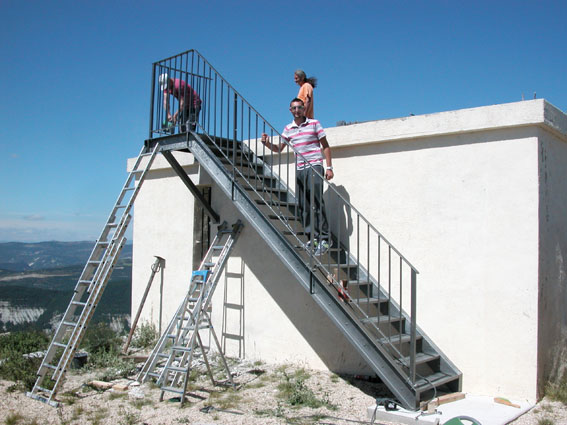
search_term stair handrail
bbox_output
[149,49,420,383]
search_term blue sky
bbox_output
[1,0,565,242]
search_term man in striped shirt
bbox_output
[261,98,334,255]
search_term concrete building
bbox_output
[129,98,567,403]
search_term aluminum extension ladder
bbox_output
[137,220,243,406]
[26,144,160,407]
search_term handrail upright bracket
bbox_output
[409,268,417,383]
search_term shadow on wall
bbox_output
[325,184,353,252]
[232,205,372,376]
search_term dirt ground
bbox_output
[1,359,566,425]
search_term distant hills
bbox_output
[0,241,132,332]
[0,241,132,272]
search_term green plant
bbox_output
[108,391,128,401]
[119,409,140,425]
[131,322,158,349]
[130,398,154,409]
[0,331,49,391]
[88,407,108,425]
[207,388,242,410]
[546,377,567,405]
[276,368,336,410]
[538,418,555,425]
[4,412,24,425]
[0,331,49,358]
[81,322,122,355]
[71,405,84,420]
[85,350,136,380]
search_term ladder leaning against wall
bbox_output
[137,220,243,406]
[26,144,160,407]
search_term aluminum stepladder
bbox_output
[26,144,161,407]
[137,220,243,406]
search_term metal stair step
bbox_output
[355,297,389,306]
[379,333,422,345]
[361,314,404,325]
[268,214,299,221]
[401,352,440,366]
[414,371,459,391]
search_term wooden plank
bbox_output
[494,397,521,408]
[422,392,465,412]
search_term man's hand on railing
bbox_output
[261,133,284,153]
[325,167,334,181]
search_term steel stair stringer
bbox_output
[154,134,422,409]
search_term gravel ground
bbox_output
[1,359,565,425]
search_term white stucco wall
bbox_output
[537,116,567,395]
[129,99,567,402]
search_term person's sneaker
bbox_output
[314,239,332,256]
[303,239,315,252]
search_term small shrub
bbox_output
[131,322,158,349]
[81,323,122,355]
[86,350,136,380]
[0,331,49,391]
[118,408,140,425]
[0,331,49,358]
[108,391,128,401]
[276,367,336,410]
[546,377,567,405]
[4,412,24,425]
[130,398,153,409]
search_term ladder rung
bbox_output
[147,372,161,377]
[212,245,224,250]
[71,301,87,307]
[161,386,185,395]
[181,324,211,331]
[35,386,54,394]
[223,333,243,341]
[43,364,58,370]
[123,187,136,192]
[62,321,78,327]
[157,353,169,358]
[165,365,187,373]
[88,261,102,265]
[172,346,193,352]
[203,262,215,267]
[77,280,91,285]
[53,342,67,348]
[224,303,243,310]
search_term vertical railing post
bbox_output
[309,167,315,294]
[233,92,238,165]
[149,64,157,139]
[409,268,417,383]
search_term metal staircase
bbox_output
[147,50,462,410]
[137,220,243,405]
[26,144,160,407]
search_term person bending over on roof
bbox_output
[294,69,317,119]
[159,73,202,132]
[261,98,333,255]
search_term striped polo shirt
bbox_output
[282,118,326,170]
